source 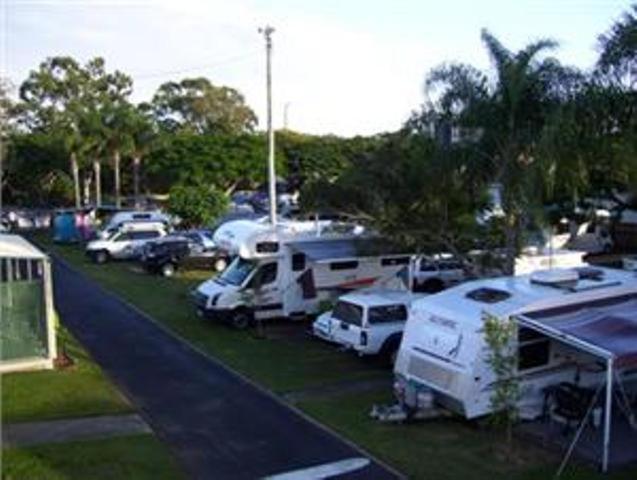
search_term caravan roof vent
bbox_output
[466,287,511,304]
[530,268,579,288]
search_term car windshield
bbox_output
[217,257,256,286]
[332,301,364,326]
[104,228,119,240]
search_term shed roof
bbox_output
[0,234,47,260]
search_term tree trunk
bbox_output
[82,172,92,206]
[504,212,517,276]
[133,155,141,208]
[113,150,121,209]
[71,152,80,209]
[93,159,102,207]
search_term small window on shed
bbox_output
[330,260,359,271]
[256,242,279,253]
[292,253,306,271]
[466,287,510,304]
[381,256,410,266]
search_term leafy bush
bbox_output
[167,183,228,228]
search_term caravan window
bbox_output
[256,242,279,253]
[381,257,410,266]
[129,231,161,240]
[518,327,550,371]
[292,253,306,272]
[258,262,278,285]
[332,301,364,326]
[368,304,408,324]
[330,261,358,271]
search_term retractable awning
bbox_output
[516,293,637,367]
[514,291,637,474]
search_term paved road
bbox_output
[52,260,399,480]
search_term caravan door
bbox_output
[247,261,284,320]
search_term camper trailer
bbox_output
[393,266,637,420]
[192,219,410,328]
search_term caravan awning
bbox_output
[288,238,407,262]
[517,293,637,367]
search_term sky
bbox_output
[0,0,631,136]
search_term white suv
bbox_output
[312,290,423,364]
[86,222,167,264]
[412,256,468,293]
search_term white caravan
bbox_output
[394,266,637,420]
[313,289,425,363]
[193,219,410,328]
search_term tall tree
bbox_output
[598,4,637,89]
[150,77,257,134]
[18,57,91,208]
[129,104,157,207]
[419,30,569,273]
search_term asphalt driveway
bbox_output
[52,259,399,480]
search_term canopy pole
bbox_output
[602,358,613,473]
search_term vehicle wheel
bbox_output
[161,262,176,277]
[388,348,399,367]
[93,250,109,264]
[380,336,402,367]
[231,309,252,330]
[213,257,228,273]
[421,278,445,293]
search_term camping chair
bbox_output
[543,382,596,435]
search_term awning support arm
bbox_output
[555,382,604,478]
[602,358,613,473]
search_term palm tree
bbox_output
[129,104,156,208]
[424,30,566,274]
[103,103,134,209]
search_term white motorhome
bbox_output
[193,219,410,328]
[394,266,637,420]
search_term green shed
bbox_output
[0,234,57,373]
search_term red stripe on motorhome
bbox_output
[338,277,378,289]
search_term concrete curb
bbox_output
[3,413,151,448]
[49,251,406,480]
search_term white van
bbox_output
[313,289,424,364]
[192,219,410,328]
[99,210,170,238]
[86,222,168,263]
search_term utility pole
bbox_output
[283,102,290,130]
[259,25,277,225]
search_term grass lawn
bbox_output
[298,389,637,480]
[2,327,132,423]
[34,233,387,393]
[2,434,183,480]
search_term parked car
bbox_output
[312,289,423,365]
[141,232,230,277]
[86,222,167,264]
[412,255,469,293]
[98,210,170,238]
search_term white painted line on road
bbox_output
[264,457,370,480]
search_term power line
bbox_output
[133,50,260,81]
